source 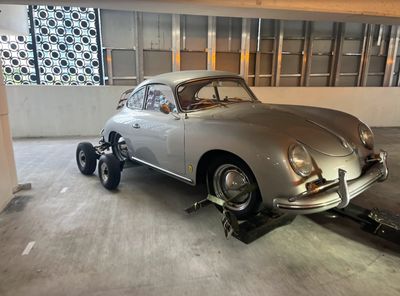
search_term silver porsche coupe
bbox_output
[79,70,389,220]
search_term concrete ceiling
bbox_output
[0,0,400,24]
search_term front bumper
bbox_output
[273,151,388,214]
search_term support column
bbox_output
[357,24,368,86]
[182,15,187,50]
[94,8,104,85]
[383,25,400,87]
[254,18,262,86]
[0,64,18,210]
[105,48,113,85]
[207,16,216,71]
[330,22,345,86]
[301,21,313,86]
[360,24,375,86]
[240,18,251,83]
[271,20,283,87]
[28,5,41,84]
[134,11,144,83]
[172,14,181,72]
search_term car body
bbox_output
[101,70,388,219]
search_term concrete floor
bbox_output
[0,128,399,296]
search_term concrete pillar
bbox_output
[0,65,18,210]
[171,14,181,72]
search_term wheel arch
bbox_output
[195,149,258,187]
[108,131,117,143]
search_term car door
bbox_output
[131,84,185,177]
[122,87,147,157]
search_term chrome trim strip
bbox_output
[276,198,340,210]
[348,174,380,197]
[131,156,193,184]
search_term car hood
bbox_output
[205,102,354,157]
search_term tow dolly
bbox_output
[185,181,399,244]
[184,181,296,244]
[77,139,400,245]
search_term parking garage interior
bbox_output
[0,1,400,295]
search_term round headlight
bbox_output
[288,144,313,177]
[358,122,374,150]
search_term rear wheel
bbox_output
[98,154,121,190]
[76,142,97,175]
[207,156,261,220]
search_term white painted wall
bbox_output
[252,87,400,127]
[6,85,127,137]
[5,85,400,138]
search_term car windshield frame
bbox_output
[175,77,259,113]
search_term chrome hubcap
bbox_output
[213,164,251,211]
[115,136,128,160]
[100,163,109,183]
[79,150,86,168]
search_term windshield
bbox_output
[177,78,256,112]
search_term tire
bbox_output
[98,154,121,190]
[76,142,97,175]
[111,133,129,162]
[207,156,261,220]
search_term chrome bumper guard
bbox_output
[273,150,388,214]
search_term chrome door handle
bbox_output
[132,123,140,129]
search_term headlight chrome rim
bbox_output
[358,122,374,150]
[288,143,313,177]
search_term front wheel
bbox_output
[207,157,261,220]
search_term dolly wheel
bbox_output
[76,142,97,175]
[98,154,121,190]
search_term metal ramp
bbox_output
[331,203,400,245]
[185,184,399,245]
[185,183,295,244]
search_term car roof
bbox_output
[136,70,242,90]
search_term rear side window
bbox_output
[127,88,145,110]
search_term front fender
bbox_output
[185,117,305,208]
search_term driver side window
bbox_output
[145,84,177,114]
[127,88,145,110]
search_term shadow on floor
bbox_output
[1,196,33,214]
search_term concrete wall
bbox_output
[0,70,17,210]
[6,85,127,137]
[252,87,400,127]
[5,85,400,138]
